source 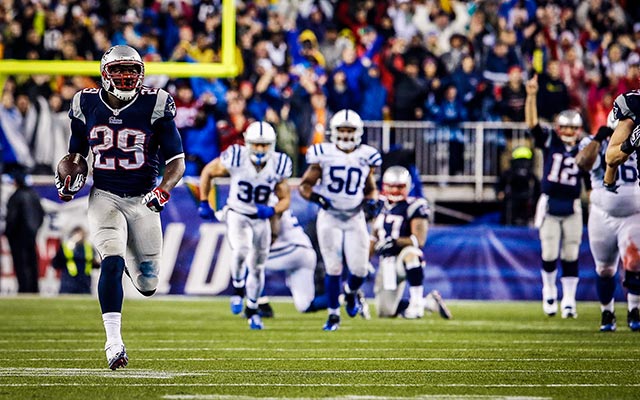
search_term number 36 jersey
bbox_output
[306,143,382,212]
[68,87,184,197]
[222,144,292,215]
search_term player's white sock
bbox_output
[541,270,557,299]
[628,294,640,311]
[102,312,123,346]
[409,286,424,303]
[561,277,579,305]
[601,299,615,313]
[328,308,340,316]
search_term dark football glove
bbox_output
[256,204,275,219]
[593,126,614,143]
[54,173,85,202]
[374,237,397,256]
[362,199,384,220]
[603,181,619,194]
[198,200,217,221]
[309,192,332,210]
[142,187,170,212]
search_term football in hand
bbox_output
[56,153,89,193]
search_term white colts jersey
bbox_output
[273,210,313,250]
[306,143,382,214]
[579,136,640,217]
[221,145,292,215]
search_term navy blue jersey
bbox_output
[373,196,431,257]
[68,87,184,197]
[532,124,581,200]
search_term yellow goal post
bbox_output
[0,0,237,89]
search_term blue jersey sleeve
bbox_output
[68,117,90,157]
[153,118,184,162]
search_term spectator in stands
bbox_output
[387,56,427,121]
[6,170,45,293]
[359,65,388,122]
[446,54,487,121]
[51,226,100,294]
[496,66,527,122]
[429,84,468,176]
[266,105,300,176]
[536,60,570,122]
[182,108,218,177]
[483,39,520,86]
[217,89,252,152]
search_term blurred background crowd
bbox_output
[0,0,639,178]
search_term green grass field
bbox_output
[0,296,638,400]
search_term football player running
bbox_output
[198,121,292,330]
[525,75,584,318]
[55,45,185,370]
[371,166,451,319]
[602,89,640,332]
[299,109,383,331]
[577,111,640,331]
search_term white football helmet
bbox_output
[555,109,582,145]
[100,45,144,102]
[330,109,364,151]
[244,121,276,165]
[382,166,411,203]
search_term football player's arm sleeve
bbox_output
[530,124,546,149]
[364,149,382,199]
[68,117,90,157]
[155,118,185,163]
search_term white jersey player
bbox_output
[260,209,329,313]
[299,108,383,331]
[198,121,292,330]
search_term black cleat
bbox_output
[599,310,616,332]
[628,308,640,331]
[258,302,274,318]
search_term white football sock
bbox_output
[628,294,640,311]
[541,270,557,299]
[102,312,123,346]
[601,299,614,313]
[409,286,424,303]
[561,277,579,304]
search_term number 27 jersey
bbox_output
[306,143,382,211]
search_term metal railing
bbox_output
[364,121,531,201]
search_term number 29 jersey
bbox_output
[306,143,382,212]
[69,87,184,197]
[222,144,293,215]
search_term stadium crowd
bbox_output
[0,0,639,177]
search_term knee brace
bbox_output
[542,260,557,273]
[623,270,640,295]
[561,260,578,278]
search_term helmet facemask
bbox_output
[333,127,361,151]
[244,121,277,166]
[382,166,412,203]
[100,45,145,102]
[555,110,582,145]
[329,109,364,152]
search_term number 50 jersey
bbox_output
[69,87,184,197]
[306,142,382,212]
